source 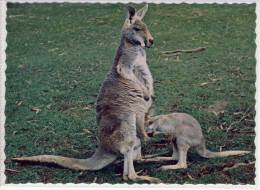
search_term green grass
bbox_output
[5,3,255,184]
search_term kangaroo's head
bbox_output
[122,4,154,48]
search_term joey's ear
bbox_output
[127,6,136,23]
[148,120,154,125]
[136,4,148,20]
[145,115,152,122]
[145,115,155,125]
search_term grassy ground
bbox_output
[5,3,255,184]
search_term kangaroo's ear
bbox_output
[127,6,136,23]
[136,4,148,20]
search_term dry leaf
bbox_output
[187,173,195,180]
[83,128,92,134]
[48,48,59,52]
[82,105,92,111]
[12,131,18,136]
[31,107,41,114]
[209,77,223,82]
[223,161,255,171]
[8,14,25,18]
[219,124,224,130]
[16,101,23,106]
[18,64,25,69]
[92,177,97,183]
[205,101,228,116]
[219,146,225,152]
[199,77,223,87]
[5,169,20,173]
[199,82,210,87]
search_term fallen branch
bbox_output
[142,151,169,159]
[227,106,252,132]
[5,168,20,173]
[223,161,255,171]
[199,77,223,87]
[161,47,206,55]
[112,151,169,165]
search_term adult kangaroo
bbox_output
[12,5,160,183]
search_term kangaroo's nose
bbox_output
[149,39,154,45]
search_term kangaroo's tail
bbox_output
[12,147,117,171]
[196,140,250,158]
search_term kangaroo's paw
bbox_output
[158,163,187,171]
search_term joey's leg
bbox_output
[121,114,161,183]
[159,141,189,171]
[171,142,179,161]
[125,147,161,183]
[139,143,179,162]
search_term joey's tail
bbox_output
[12,147,117,171]
[196,140,250,158]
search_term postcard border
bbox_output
[0,0,258,189]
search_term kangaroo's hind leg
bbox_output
[133,137,142,160]
[159,139,189,171]
[123,146,162,183]
[121,114,161,183]
[171,140,179,160]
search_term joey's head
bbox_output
[145,116,161,137]
[122,4,154,48]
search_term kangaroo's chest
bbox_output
[134,48,146,66]
[134,51,151,79]
[133,49,153,94]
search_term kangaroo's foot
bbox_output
[123,147,161,183]
[158,140,189,170]
[158,163,187,171]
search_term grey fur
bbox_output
[12,4,160,183]
[143,113,250,170]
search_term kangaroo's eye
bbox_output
[133,27,141,31]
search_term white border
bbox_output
[0,0,258,189]
[0,0,7,187]
[3,0,259,3]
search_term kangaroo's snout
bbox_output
[145,38,153,48]
[145,32,154,48]
[144,28,154,48]
[149,39,154,45]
